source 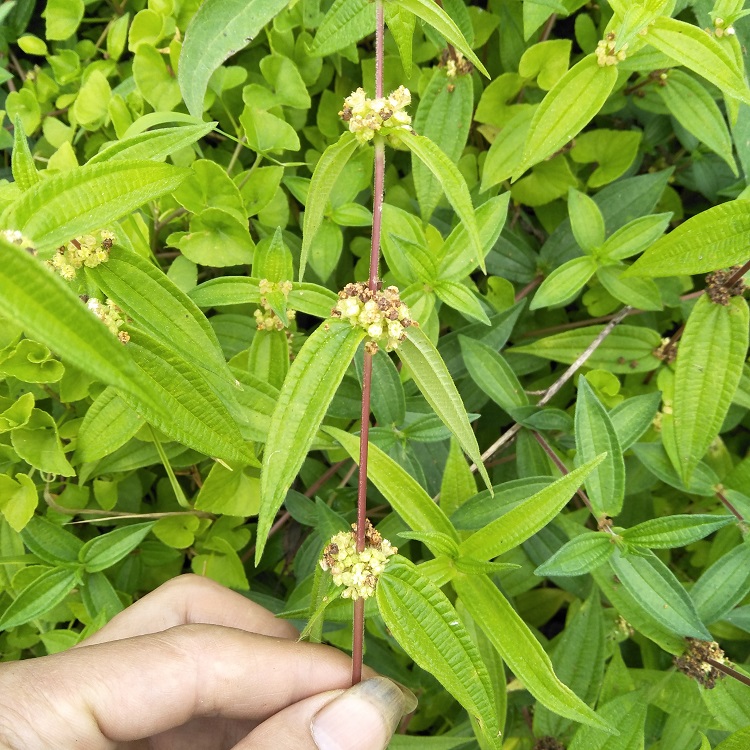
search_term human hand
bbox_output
[0,575,416,750]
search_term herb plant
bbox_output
[0,0,749,747]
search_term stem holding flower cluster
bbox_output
[352,0,386,686]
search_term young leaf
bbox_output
[256,321,365,564]
[398,326,491,490]
[323,426,459,548]
[599,213,672,261]
[79,522,155,573]
[574,378,625,518]
[384,4,415,72]
[690,542,750,624]
[395,0,489,77]
[377,557,502,749]
[300,133,360,281]
[672,295,749,484]
[12,116,40,191]
[1,161,190,254]
[310,0,376,57]
[514,55,618,177]
[535,532,615,577]
[646,17,750,105]
[609,548,712,640]
[458,454,606,562]
[434,282,490,325]
[622,515,736,549]
[568,188,605,253]
[530,256,598,310]
[396,130,484,273]
[596,264,663,311]
[453,573,612,732]
[626,200,750,276]
[0,566,79,631]
[75,388,143,464]
[179,0,289,117]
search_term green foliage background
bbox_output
[0,0,749,747]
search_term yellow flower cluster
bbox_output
[85,297,129,343]
[712,17,736,37]
[253,279,296,331]
[331,282,414,352]
[339,86,412,144]
[595,33,628,66]
[320,520,397,600]
[49,230,116,281]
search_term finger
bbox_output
[79,574,298,647]
[3,625,362,745]
[234,677,417,750]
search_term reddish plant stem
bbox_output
[532,431,594,513]
[725,257,750,288]
[515,276,542,302]
[706,658,750,688]
[352,0,386,687]
[715,489,745,524]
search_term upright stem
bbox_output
[352,0,386,687]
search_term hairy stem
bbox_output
[352,0,386,687]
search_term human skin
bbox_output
[0,575,414,750]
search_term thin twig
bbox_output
[725,257,750,288]
[515,276,542,302]
[715,489,746,524]
[706,658,750,688]
[532,432,593,513]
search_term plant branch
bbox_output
[725,257,750,288]
[532,431,594,512]
[515,276,542,302]
[715,489,746,525]
[706,658,750,688]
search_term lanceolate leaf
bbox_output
[691,542,750,624]
[0,566,79,631]
[453,573,612,732]
[646,17,750,105]
[458,454,605,562]
[673,295,749,484]
[627,200,750,276]
[80,522,155,573]
[256,321,365,564]
[310,0,376,57]
[397,130,484,273]
[622,514,736,549]
[514,55,618,177]
[178,0,289,117]
[300,133,360,281]
[609,548,712,640]
[398,326,491,490]
[574,378,625,518]
[377,558,502,749]
[12,116,40,191]
[395,0,489,77]
[534,532,614,577]
[568,692,647,750]
[530,256,597,310]
[323,426,458,549]
[1,161,190,254]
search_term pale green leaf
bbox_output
[597,264,663,311]
[530,256,597,310]
[568,188,605,253]
[0,566,78,631]
[75,388,143,464]
[80,522,155,573]
[535,532,614,577]
[691,542,750,624]
[568,691,647,750]
[12,116,40,191]
[310,0,376,57]
[434,282,490,324]
[622,514,735,549]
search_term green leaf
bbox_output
[627,201,750,276]
[80,522,155,573]
[459,454,606,561]
[21,516,82,565]
[396,130,484,273]
[657,70,737,175]
[81,571,124,622]
[568,691,647,750]
[384,4,415,72]
[75,388,143,464]
[300,133,360,281]
[413,70,474,220]
[377,557,502,749]
[310,0,376,57]
[535,532,614,577]
[394,0,489,77]
[88,122,216,165]
[609,391,661,450]
[646,17,750,105]
[460,336,528,412]
[715,726,750,749]
[178,0,289,117]
[453,573,612,732]
[0,566,79,631]
[609,547,712,640]
[631,442,718,497]
[691,542,750,624]
[570,129,643,189]
[1,161,189,255]
[440,438,478,519]
[44,0,84,40]
[398,326,491,491]
[0,473,37,533]
[194,462,261,516]
[596,264,663,311]
[530,256,597,310]
[256,321,365,564]
[177,208,255,267]
[514,55,618,176]
[622,514,736,549]
[568,188,605,253]
[11,409,75,477]
[434,282,490,324]
[241,107,300,154]
[480,108,535,190]
[12,116,40,192]
[324,426,459,551]
[574,378,625,517]
[673,295,749,484]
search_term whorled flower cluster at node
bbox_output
[705,266,747,306]
[84,297,129,344]
[711,17,736,37]
[319,520,397,600]
[674,638,727,689]
[331,282,415,352]
[339,86,412,144]
[1,229,35,253]
[49,230,116,281]
[595,33,627,66]
[440,49,473,79]
[253,279,296,331]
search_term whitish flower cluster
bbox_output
[339,86,412,144]
[712,17,736,37]
[596,33,628,66]
[319,520,397,600]
[331,282,414,352]
[1,229,35,253]
[49,230,116,281]
[253,279,296,331]
[86,297,130,343]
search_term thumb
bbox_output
[236,676,417,750]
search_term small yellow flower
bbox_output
[339,86,413,145]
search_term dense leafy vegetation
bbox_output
[0,0,749,747]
